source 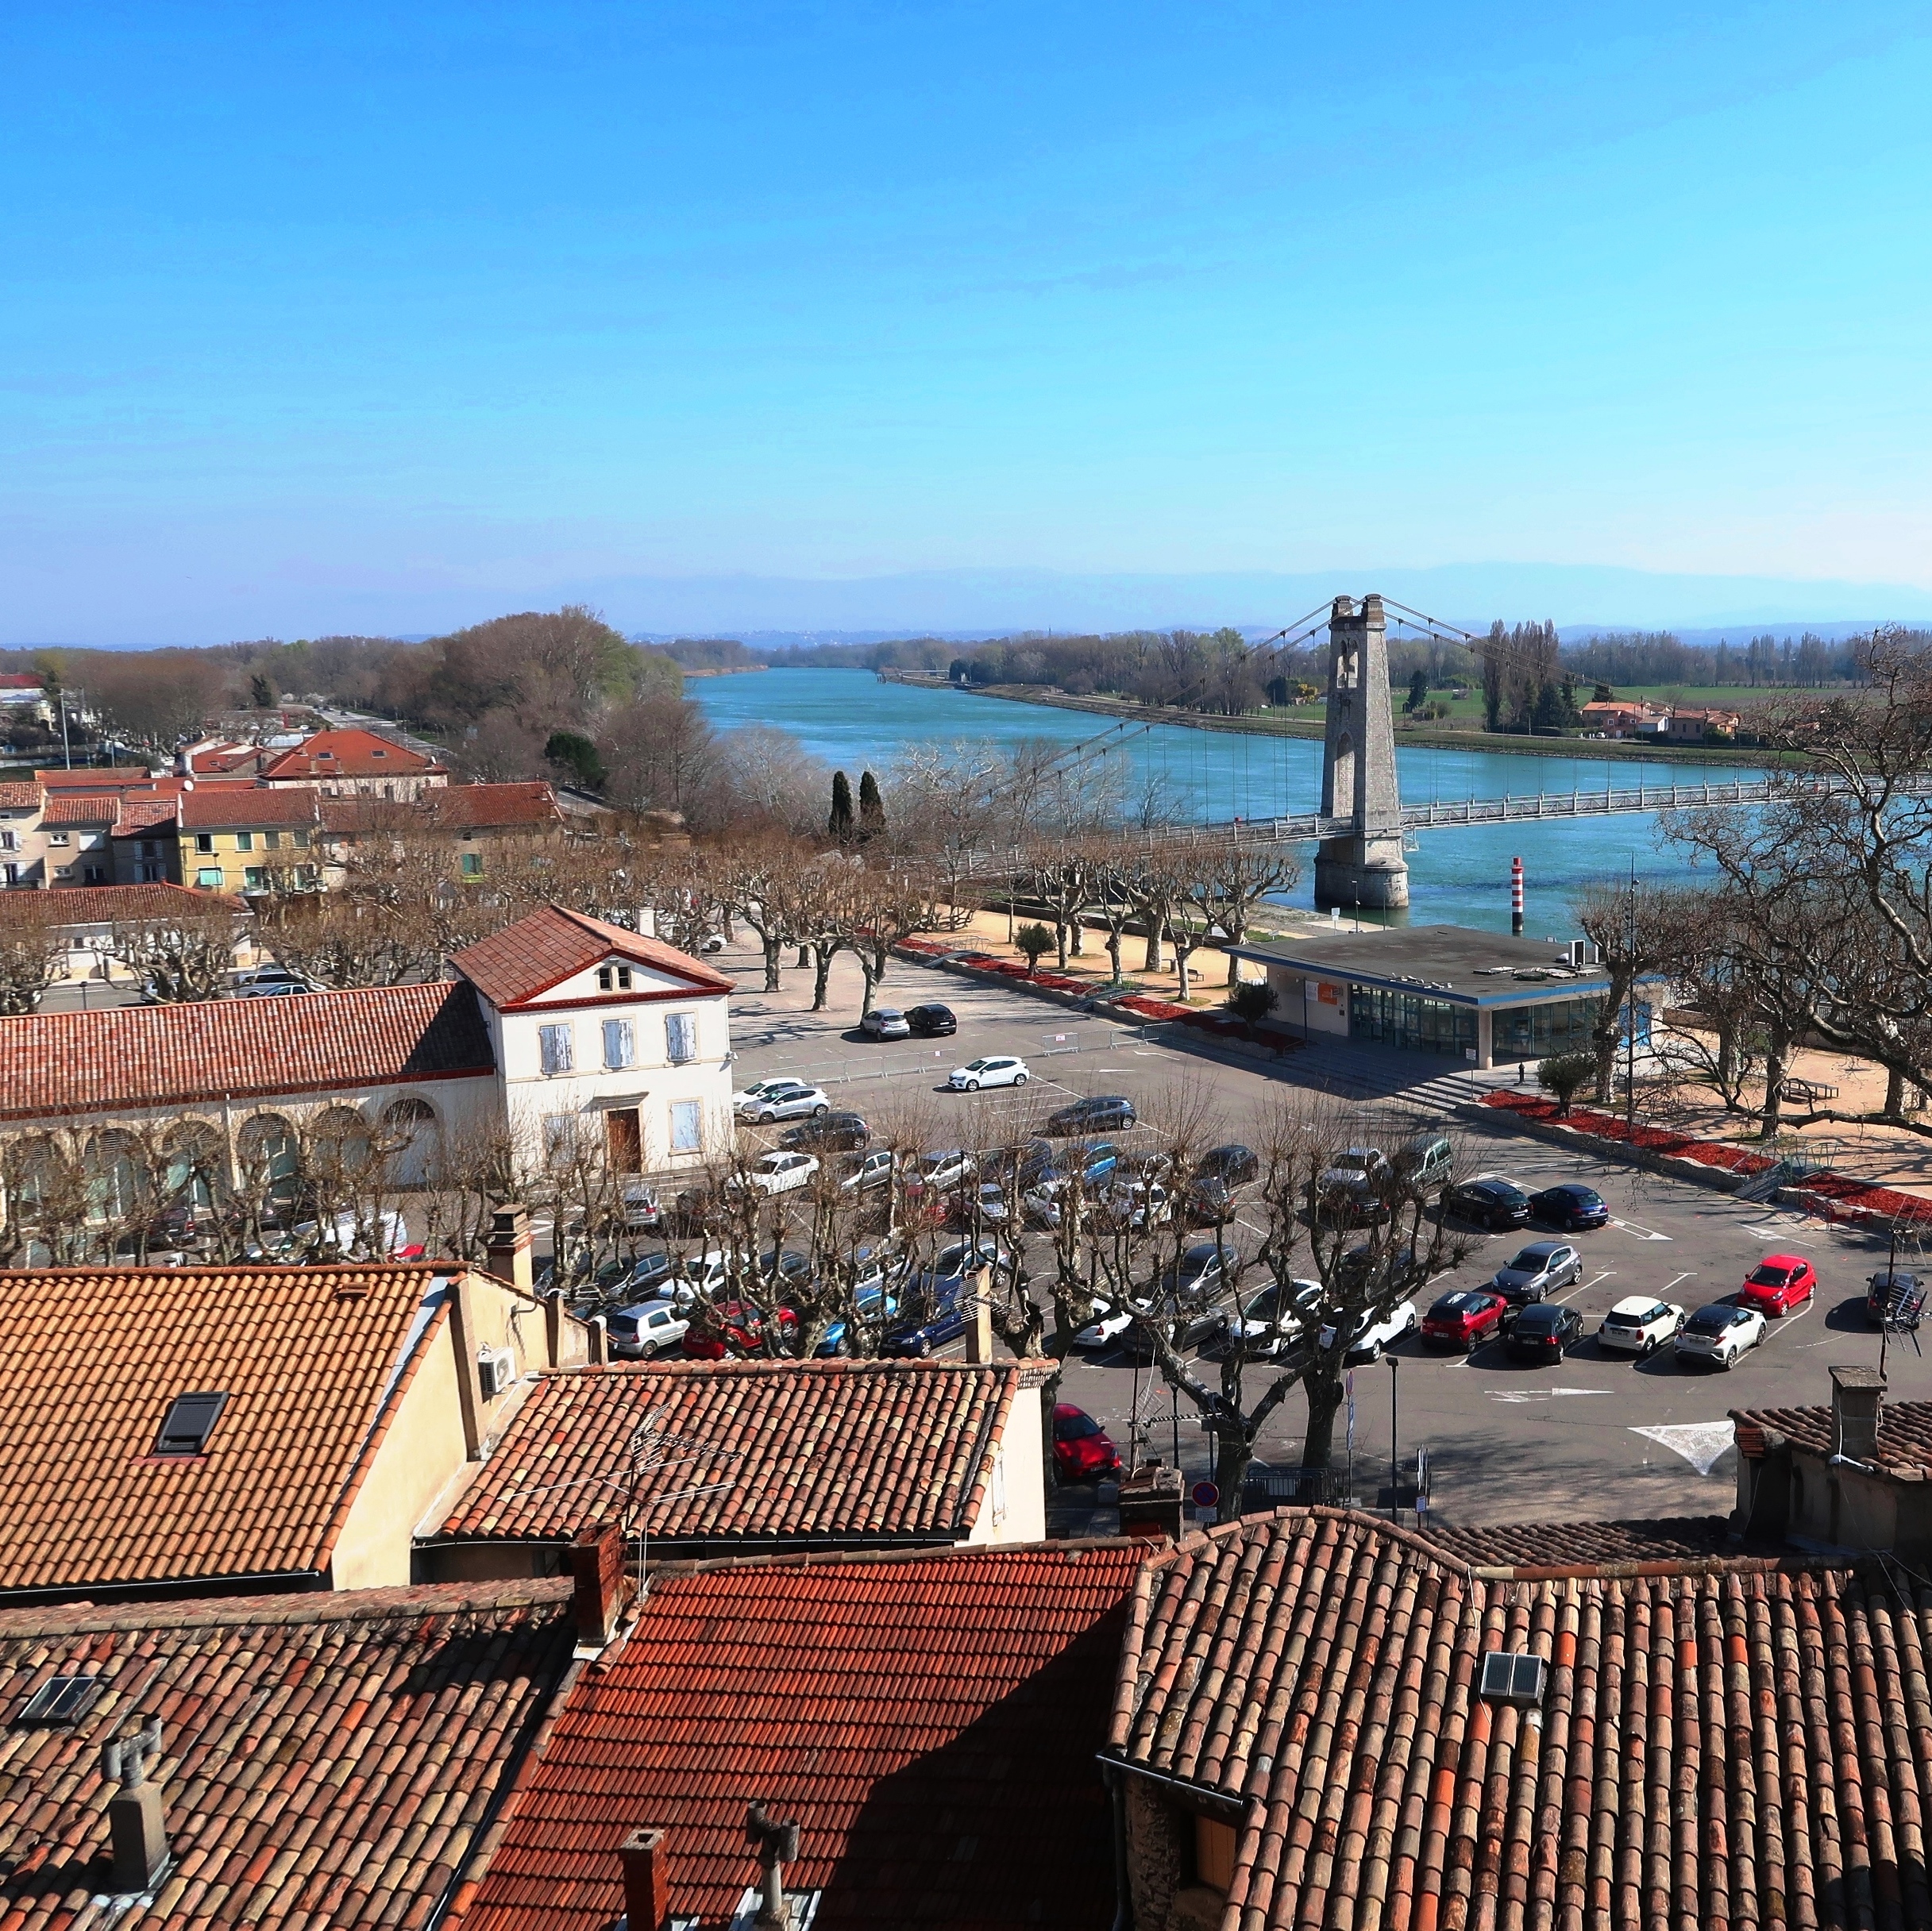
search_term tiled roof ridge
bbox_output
[648,1532,1152,1581]
[6,1258,440,1285]
[540,1355,1020,1382]
[0,1574,573,1636]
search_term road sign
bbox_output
[1190,1481,1219,1509]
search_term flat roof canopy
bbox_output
[1226,924,1655,1010]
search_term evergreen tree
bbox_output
[858,769,886,838]
[1593,681,1615,703]
[249,672,276,708]
[828,769,855,839]
[1406,668,1429,713]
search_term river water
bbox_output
[692,668,1741,935]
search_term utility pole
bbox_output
[1386,1354,1400,1522]
[1625,860,1637,1143]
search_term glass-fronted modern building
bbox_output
[1224,925,1657,1070]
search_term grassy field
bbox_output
[1269,681,1821,727]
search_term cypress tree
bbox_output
[829,770,855,839]
[858,769,886,838]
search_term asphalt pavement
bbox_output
[719,933,1932,1530]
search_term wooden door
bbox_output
[606,1107,642,1172]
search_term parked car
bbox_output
[1394,1132,1454,1189]
[1186,1143,1259,1219]
[683,1298,801,1359]
[1527,1183,1611,1231]
[1674,1301,1767,1369]
[951,1181,1012,1228]
[927,1238,1014,1288]
[1421,1289,1509,1351]
[1868,1270,1926,1330]
[1044,1094,1136,1135]
[1598,1296,1686,1355]
[1737,1253,1816,1316]
[288,1208,409,1260]
[841,1147,897,1193]
[226,965,316,996]
[619,1251,680,1301]
[916,1147,978,1192]
[1096,1177,1170,1231]
[607,1300,691,1359]
[618,1179,661,1231]
[1490,1240,1582,1305]
[1316,1147,1392,1224]
[1073,1301,1140,1349]
[728,1151,821,1196]
[735,1081,831,1124]
[815,1253,906,1356]
[948,1055,1029,1091]
[1319,1299,1420,1364]
[906,1004,958,1036]
[860,1008,911,1040]
[732,1077,810,1114]
[1051,1404,1122,1482]
[882,1282,971,1357]
[782,1111,870,1153]
[1505,1301,1584,1362]
[1441,1175,1532,1231]
[1220,1278,1324,1355]
[1165,1241,1238,1305]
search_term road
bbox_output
[719,932,1932,1532]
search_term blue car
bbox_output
[815,1248,907,1356]
[882,1282,970,1357]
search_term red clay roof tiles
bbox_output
[1112,1506,1930,1931]
[259,729,442,780]
[1417,1513,1741,1571]
[0,784,43,809]
[321,783,565,837]
[40,794,120,827]
[0,1578,575,1931]
[437,1360,1019,1551]
[1733,1398,1932,1474]
[1,884,246,925]
[0,1264,451,1595]
[465,1542,1140,1931]
[0,980,492,1118]
[177,787,321,829]
[451,904,731,1006]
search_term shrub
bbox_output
[1537,1052,1595,1116]
[1013,923,1055,973]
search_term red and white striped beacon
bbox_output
[1510,856,1525,935]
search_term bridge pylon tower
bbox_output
[1314,593,1409,910]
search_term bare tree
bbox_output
[112,902,242,1002]
[0,897,67,1014]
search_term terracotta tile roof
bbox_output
[467,1542,1141,1931]
[1733,1397,1932,1474]
[259,728,442,780]
[0,1578,575,1931]
[319,782,565,838]
[177,786,320,829]
[0,981,493,1120]
[0,674,43,692]
[41,793,120,827]
[436,1360,1018,1552]
[1417,1513,1741,1571]
[2,885,246,925]
[0,783,43,809]
[452,903,732,1006]
[1109,1507,1921,1931]
[111,797,183,834]
[0,1263,451,1594]
[34,769,154,789]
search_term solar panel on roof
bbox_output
[1479,1650,1545,1705]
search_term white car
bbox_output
[1319,1299,1420,1364]
[736,1083,831,1124]
[1073,1302,1140,1349]
[841,1148,897,1193]
[1598,1296,1686,1355]
[1221,1278,1324,1357]
[289,1208,409,1258]
[1674,1301,1767,1369]
[606,1301,690,1359]
[948,1056,1029,1091]
[731,1151,821,1196]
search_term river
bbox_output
[691,669,1741,935]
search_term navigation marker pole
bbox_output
[1510,856,1525,936]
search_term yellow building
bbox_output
[177,784,322,894]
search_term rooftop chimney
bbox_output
[100,1717,169,1894]
[571,1523,630,1646]
[619,1827,671,1931]
[1832,1364,1886,1462]
[1117,1462,1186,1542]
[486,1204,534,1294]
[746,1802,803,1929]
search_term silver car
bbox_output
[1490,1240,1581,1305]
[738,1084,831,1124]
[862,1008,912,1040]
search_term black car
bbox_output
[1505,1301,1584,1362]
[1528,1183,1611,1231]
[1164,1241,1236,1304]
[1188,1143,1259,1218]
[1045,1094,1138,1136]
[781,1111,871,1153]
[906,1004,958,1037]
[1868,1270,1926,1330]
[1442,1177,1533,1231]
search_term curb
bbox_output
[1455,1101,1753,1197]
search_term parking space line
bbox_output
[1550,1270,1615,1305]
[1610,1218,1673,1242]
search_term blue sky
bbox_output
[5,3,1932,642]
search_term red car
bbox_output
[682,1301,801,1359]
[1421,1289,1509,1351]
[1052,1404,1122,1482]
[1738,1254,1816,1316]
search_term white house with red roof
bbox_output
[256,727,448,798]
[449,904,735,1171]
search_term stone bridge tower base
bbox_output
[1313,593,1409,911]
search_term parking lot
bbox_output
[717,935,1932,1530]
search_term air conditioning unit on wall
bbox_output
[477,1346,518,1397]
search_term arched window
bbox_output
[380,1097,440,1189]
[237,1112,302,1211]
[84,1130,145,1226]
[310,1106,374,1176]
[164,1123,227,1213]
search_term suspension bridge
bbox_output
[939,594,1870,897]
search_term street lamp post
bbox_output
[1386,1353,1400,1522]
